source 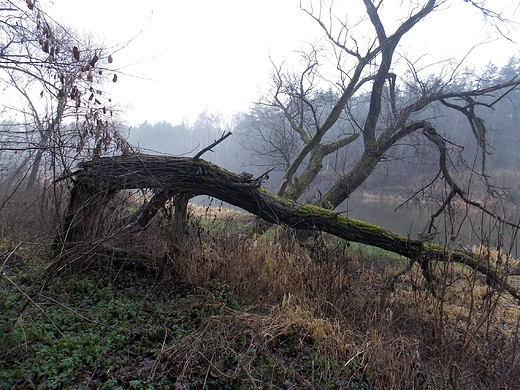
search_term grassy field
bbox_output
[1,195,520,389]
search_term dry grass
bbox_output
[188,203,255,224]
[100,195,520,388]
[143,215,520,389]
[2,187,520,389]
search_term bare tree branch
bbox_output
[193,131,232,160]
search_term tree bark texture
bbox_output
[57,181,116,248]
[171,192,192,253]
[60,154,520,300]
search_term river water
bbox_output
[340,193,520,258]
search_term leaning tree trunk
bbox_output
[56,154,520,300]
[59,183,113,245]
[53,179,116,260]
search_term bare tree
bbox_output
[238,0,520,238]
[0,0,125,190]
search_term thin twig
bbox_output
[193,131,232,160]
[38,294,110,327]
[1,272,63,336]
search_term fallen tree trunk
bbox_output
[58,154,520,300]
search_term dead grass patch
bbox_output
[144,224,520,389]
[188,203,255,224]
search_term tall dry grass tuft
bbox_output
[0,181,67,254]
[149,206,520,389]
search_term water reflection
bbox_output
[340,194,520,258]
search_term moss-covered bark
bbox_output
[60,154,520,300]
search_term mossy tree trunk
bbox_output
[57,154,520,300]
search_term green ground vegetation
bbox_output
[1,195,520,389]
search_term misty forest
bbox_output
[2,0,520,388]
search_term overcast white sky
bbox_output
[46,0,520,126]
